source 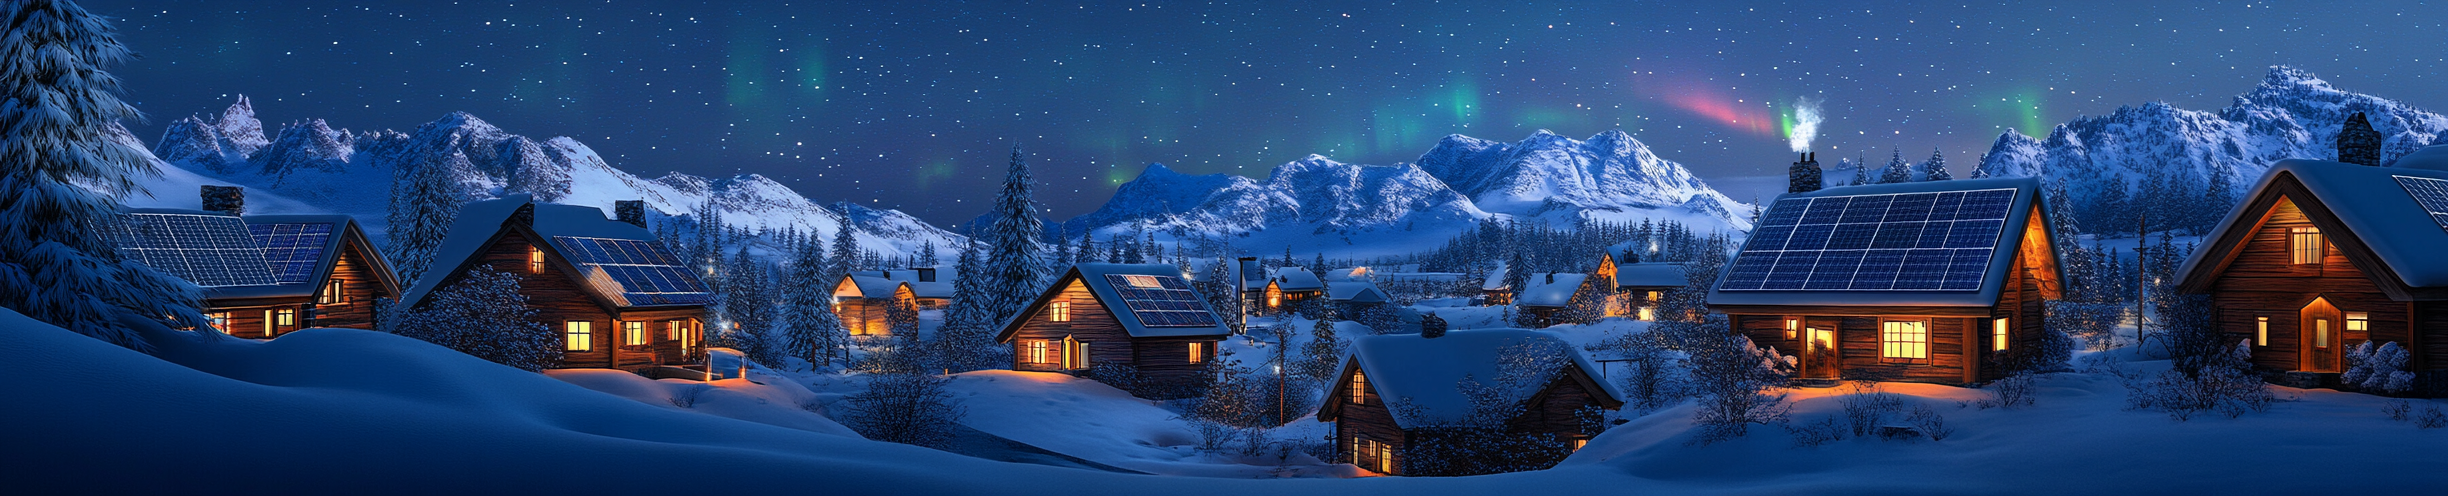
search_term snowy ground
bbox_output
[11,307,2446,493]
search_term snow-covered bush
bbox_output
[1782,417,1847,448]
[1906,405,1952,441]
[2125,340,2271,420]
[1419,312,1449,339]
[668,384,710,408]
[385,266,561,371]
[1292,317,1347,382]
[1685,327,1794,445]
[839,372,966,449]
[2047,300,2125,350]
[2383,400,2412,421]
[2343,341,2416,395]
[2418,407,2448,429]
[1598,329,1688,415]
[1838,382,1903,437]
[1977,372,2038,409]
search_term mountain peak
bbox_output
[2260,65,2331,92]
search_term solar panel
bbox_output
[551,236,712,306]
[2394,175,2448,233]
[112,213,278,288]
[248,222,333,285]
[1719,188,2018,292]
[1101,273,1220,328]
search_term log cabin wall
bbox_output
[213,303,306,338]
[2206,197,2406,373]
[460,230,620,369]
[1009,280,1134,373]
[309,241,390,329]
[1329,368,1406,475]
[1130,336,1218,397]
[615,307,707,368]
[1506,367,1604,436]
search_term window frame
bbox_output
[565,321,594,352]
[2314,318,2331,349]
[1880,319,1930,364]
[1350,370,1368,405]
[1992,318,2010,352]
[318,279,346,305]
[623,321,647,346]
[1784,316,1801,340]
[275,308,296,327]
[1049,301,1071,322]
[206,312,230,331]
[1188,342,1205,364]
[1022,340,1050,364]
[262,310,276,336]
[2346,312,2369,332]
[528,245,547,273]
[2288,227,2323,265]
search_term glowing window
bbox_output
[2256,317,2269,346]
[1784,317,1801,340]
[1636,306,1655,321]
[1355,438,1393,474]
[1881,320,1929,363]
[1022,340,1050,364]
[623,321,646,346]
[1049,301,1071,322]
[565,321,593,352]
[206,312,230,331]
[2289,227,2322,265]
[261,310,276,336]
[667,320,685,341]
[1647,290,1662,301]
[2346,312,2369,332]
[1993,318,2010,352]
[276,308,296,327]
[1188,342,1205,364]
[528,245,547,273]
[1571,438,1589,451]
[318,279,345,304]
[2315,319,2330,349]
[1350,370,1368,405]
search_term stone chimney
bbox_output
[2338,112,2384,166]
[917,267,937,282]
[1545,273,1556,284]
[201,185,244,215]
[614,200,647,228]
[1788,152,1822,193]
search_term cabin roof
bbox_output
[2178,157,2448,292]
[237,215,400,300]
[1613,262,1688,289]
[1271,267,1324,291]
[996,263,1233,342]
[399,194,710,310]
[1327,329,1624,427]
[108,209,282,297]
[1705,176,2054,308]
[1323,267,1369,282]
[836,273,911,300]
[1481,264,1510,291]
[1325,281,1389,303]
[865,266,954,299]
[1515,273,1587,308]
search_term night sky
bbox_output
[89,1,2447,225]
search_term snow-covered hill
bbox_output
[1974,66,2447,223]
[1063,131,1752,258]
[143,97,963,255]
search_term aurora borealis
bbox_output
[93,1,2446,224]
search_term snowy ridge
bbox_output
[146,97,962,256]
[1064,131,1752,257]
[1973,66,2447,215]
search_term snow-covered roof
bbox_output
[1327,329,1624,427]
[835,274,909,301]
[1375,272,1465,284]
[2178,158,2448,292]
[1604,239,1652,265]
[859,266,953,299]
[1706,177,2055,308]
[1326,281,1388,303]
[234,214,400,300]
[996,263,1233,342]
[1323,267,1370,282]
[108,208,282,298]
[1614,262,1687,289]
[399,194,709,311]
[1481,264,1509,291]
[1515,273,1588,308]
[1271,267,1324,292]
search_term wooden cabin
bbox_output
[396,195,711,378]
[1261,267,1326,311]
[996,263,1234,399]
[108,208,402,337]
[1480,265,1514,306]
[877,266,954,309]
[1596,242,1687,321]
[1317,329,1625,476]
[1708,178,2062,385]
[1326,280,1392,317]
[832,273,916,336]
[1515,272,1597,328]
[2174,155,2448,394]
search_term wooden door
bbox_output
[2300,298,2341,372]
[1804,327,1839,379]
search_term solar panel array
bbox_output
[550,236,712,306]
[1719,188,2018,292]
[248,223,333,284]
[110,213,277,288]
[2393,175,2448,233]
[1102,274,1221,328]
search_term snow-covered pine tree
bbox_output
[690,200,724,273]
[1922,148,1952,181]
[1074,231,1096,266]
[782,235,848,370]
[1851,153,1870,185]
[1880,148,1912,184]
[1197,255,1246,335]
[1502,244,1531,305]
[1051,224,1073,265]
[931,239,1006,373]
[386,265,561,371]
[915,240,938,267]
[386,152,467,284]
[1294,314,1347,382]
[0,0,213,350]
[721,246,781,366]
[1122,229,1144,264]
[828,223,860,280]
[981,144,1050,326]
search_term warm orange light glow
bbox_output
[1784,317,1800,340]
[1881,320,1928,363]
[1188,342,1205,364]
[1349,370,1368,405]
[528,245,546,273]
[1992,318,2009,352]
[1050,301,1071,322]
[2256,316,2269,346]
[565,321,593,352]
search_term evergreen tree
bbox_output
[0,0,215,350]
[932,240,1006,372]
[387,152,467,284]
[1075,231,1097,265]
[1051,224,1073,265]
[981,144,1050,326]
[1122,229,1144,264]
[782,236,848,370]
[1922,148,1952,181]
[1280,246,1296,271]
[1295,314,1347,381]
[721,246,781,366]
[828,223,860,280]
[1880,148,1912,184]
[690,200,724,273]
[915,240,938,267]
[386,265,560,371]
[1502,244,1531,304]
[1851,154,1869,186]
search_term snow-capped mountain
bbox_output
[1974,66,2447,226]
[144,97,962,255]
[1062,130,1751,257]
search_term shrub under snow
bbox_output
[2343,341,2416,395]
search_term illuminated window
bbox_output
[262,310,276,336]
[1022,340,1050,364]
[528,245,547,273]
[1062,338,1089,370]
[667,320,685,341]
[2289,227,2322,265]
[566,321,593,352]
[1647,290,1662,301]
[2314,318,2330,349]
[1049,301,1071,322]
[1784,317,1801,340]
[2256,316,2269,346]
[1571,437,1589,451]
[624,321,647,346]
[1356,438,1393,474]
[1188,342,1205,364]
[1636,306,1655,321]
[1881,320,1929,363]
[2346,312,2369,332]
[1350,370,1368,405]
[206,312,230,331]
[276,308,296,327]
[1993,318,2010,352]
[318,279,345,304]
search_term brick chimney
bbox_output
[201,185,244,215]
[1788,152,1822,193]
[614,200,647,228]
[2338,112,2384,166]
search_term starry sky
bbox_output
[90,1,2448,225]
